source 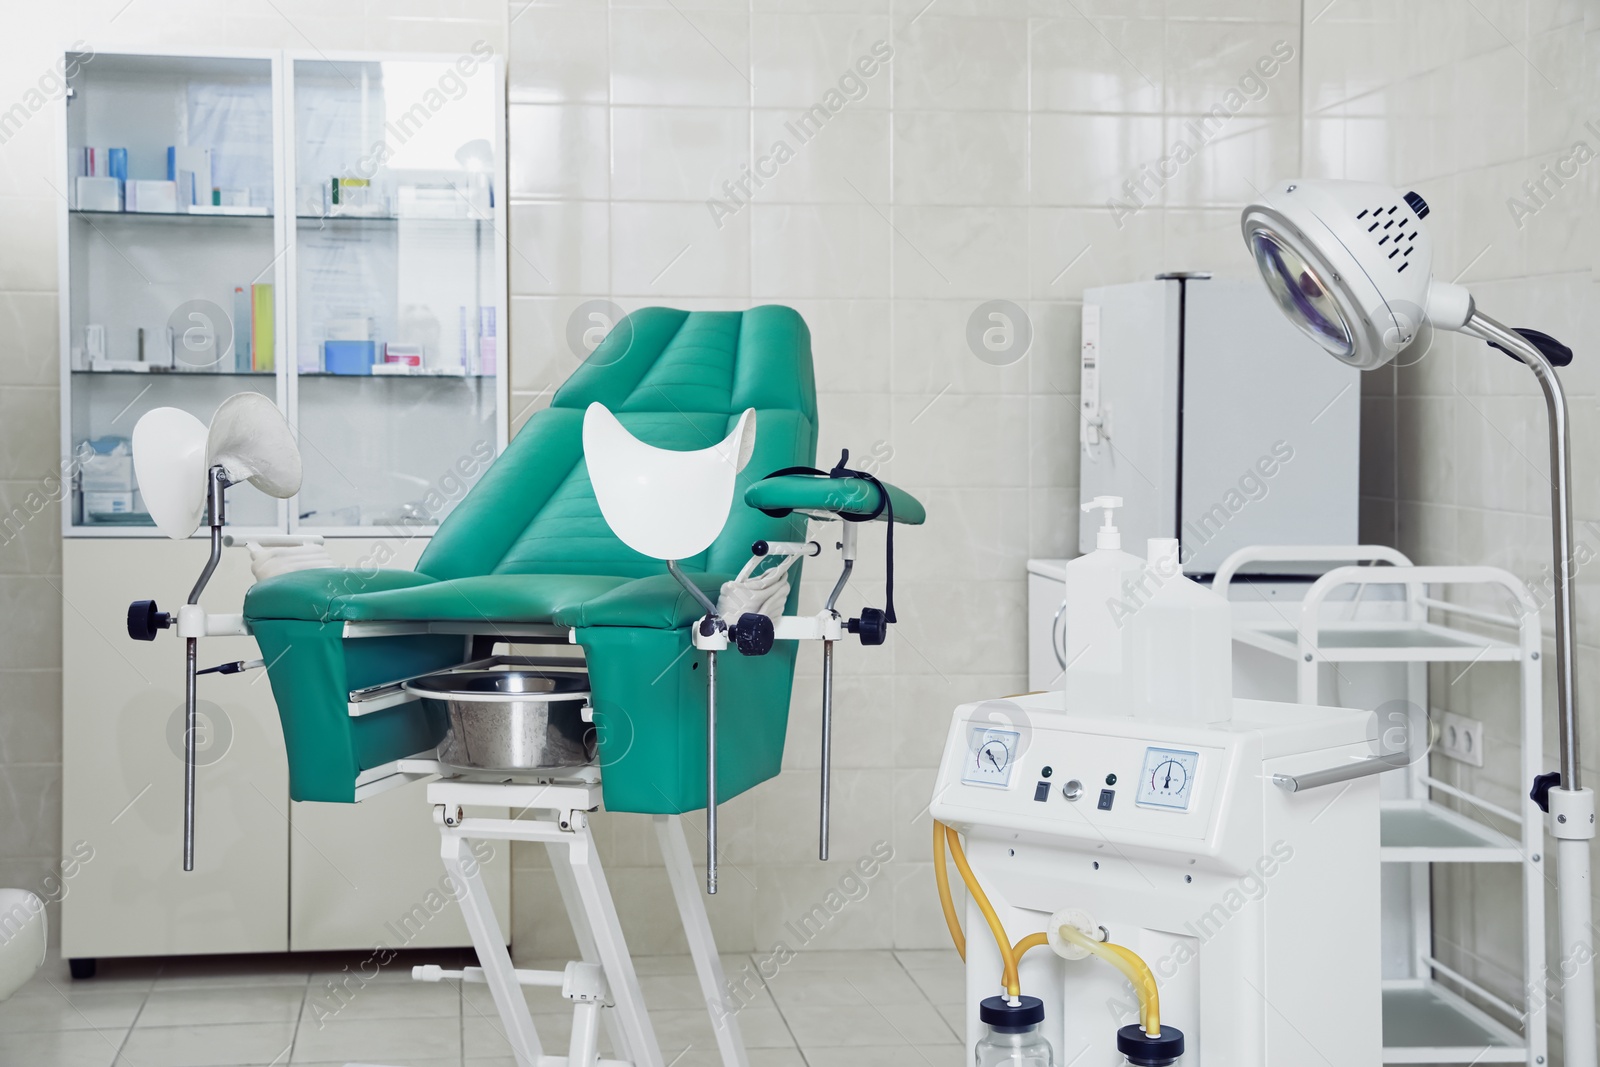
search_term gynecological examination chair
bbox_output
[126,304,924,1067]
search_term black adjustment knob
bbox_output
[1532,771,1563,813]
[847,607,888,646]
[731,612,775,657]
[1117,1024,1185,1067]
[1403,190,1429,219]
[127,600,172,642]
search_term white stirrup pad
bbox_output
[583,403,757,562]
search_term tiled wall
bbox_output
[1304,0,1600,1056]
[501,0,1308,957]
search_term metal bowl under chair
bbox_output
[403,668,595,774]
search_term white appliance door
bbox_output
[1180,279,1360,573]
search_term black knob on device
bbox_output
[1403,190,1429,219]
[1117,1024,1185,1067]
[731,612,775,656]
[127,600,172,642]
[1531,771,1563,813]
[847,607,888,646]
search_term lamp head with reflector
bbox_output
[1240,179,1473,370]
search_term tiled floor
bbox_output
[3,947,967,1066]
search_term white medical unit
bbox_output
[1079,274,1360,575]
[931,691,1383,1065]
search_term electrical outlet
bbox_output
[1438,711,1484,767]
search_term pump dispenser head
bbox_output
[1081,496,1124,550]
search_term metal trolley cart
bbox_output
[1217,546,1548,1066]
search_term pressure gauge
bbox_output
[1135,747,1199,811]
[962,726,1021,788]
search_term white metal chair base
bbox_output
[346,774,748,1067]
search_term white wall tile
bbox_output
[508,200,611,295]
[891,16,1027,112]
[749,109,891,205]
[750,204,891,300]
[751,12,894,111]
[610,9,752,108]
[613,106,752,204]
[610,201,750,297]
[508,104,611,200]
[1029,16,1164,114]
[508,4,610,103]
[893,111,1028,206]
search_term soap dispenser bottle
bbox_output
[1061,497,1146,712]
[1121,537,1232,724]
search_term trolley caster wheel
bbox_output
[69,958,96,980]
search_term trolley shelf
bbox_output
[1234,620,1523,663]
[1380,800,1523,863]
[1383,981,1526,1064]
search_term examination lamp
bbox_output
[1242,179,1593,1067]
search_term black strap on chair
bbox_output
[756,449,896,626]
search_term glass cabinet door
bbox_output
[289,56,503,533]
[63,52,282,531]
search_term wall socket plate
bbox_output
[1437,711,1484,767]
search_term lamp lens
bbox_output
[1250,229,1354,359]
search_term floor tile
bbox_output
[290,1014,461,1063]
[764,964,928,1007]
[138,984,306,1027]
[462,1011,587,1059]
[0,988,145,1033]
[115,1021,295,1067]
[0,1027,122,1067]
[803,1046,964,1066]
[782,1001,959,1047]
[300,980,460,1023]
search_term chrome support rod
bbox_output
[819,640,834,861]
[183,636,197,872]
[180,467,229,873]
[1466,309,1595,1067]
[705,649,718,895]
[1466,311,1580,787]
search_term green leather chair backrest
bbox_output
[416,306,819,583]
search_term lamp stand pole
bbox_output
[1468,310,1597,1067]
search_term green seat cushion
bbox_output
[552,571,730,630]
[745,475,927,525]
[245,568,438,621]
[246,571,632,624]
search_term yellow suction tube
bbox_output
[932,820,1162,1034]
[939,822,1021,997]
[1057,924,1162,1037]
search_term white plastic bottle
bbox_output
[1062,497,1146,713]
[1120,537,1232,724]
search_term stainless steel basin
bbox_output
[403,669,594,773]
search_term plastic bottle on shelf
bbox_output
[1120,537,1232,724]
[1061,497,1146,714]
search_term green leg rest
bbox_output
[251,619,459,803]
[576,625,798,815]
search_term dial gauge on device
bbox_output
[962,727,1021,788]
[1135,747,1200,810]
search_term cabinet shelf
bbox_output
[71,369,274,378]
[295,214,490,227]
[1383,981,1526,1063]
[1380,799,1522,863]
[70,209,272,224]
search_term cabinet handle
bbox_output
[1051,599,1068,669]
